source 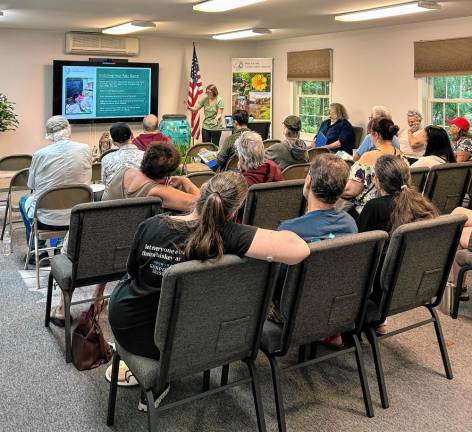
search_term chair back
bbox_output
[9,168,29,191]
[263,139,281,149]
[278,231,387,353]
[281,163,310,180]
[67,197,162,285]
[92,163,102,183]
[186,171,215,187]
[422,162,472,214]
[99,148,118,161]
[34,185,93,216]
[226,154,239,170]
[0,154,32,171]
[185,143,218,160]
[242,180,305,229]
[410,166,429,193]
[352,126,364,149]
[307,147,329,162]
[155,256,273,380]
[378,214,467,321]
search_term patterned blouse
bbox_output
[453,136,472,155]
[101,144,144,186]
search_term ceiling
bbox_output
[0,0,471,40]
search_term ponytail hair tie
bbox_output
[401,185,408,190]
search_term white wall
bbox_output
[0,29,253,156]
[255,16,472,140]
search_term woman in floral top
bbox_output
[342,117,407,216]
[447,117,472,162]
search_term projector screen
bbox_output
[52,60,159,123]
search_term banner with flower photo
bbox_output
[231,58,273,122]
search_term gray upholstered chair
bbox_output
[25,184,93,290]
[263,139,281,149]
[45,197,162,363]
[352,126,364,149]
[307,147,329,162]
[422,162,472,214]
[281,163,310,180]
[186,171,215,187]
[364,214,467,410]
[0,168,29,249]
[91,162,102,183]
[260,231,387,431]
[410,166,429,193]
[226,154,239,171]
[451,248,472,319]
[107,256,274,432]
[242,180,305,230]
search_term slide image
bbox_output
[65,78,95,115]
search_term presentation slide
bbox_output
[62,65,152,120]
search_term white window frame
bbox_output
[292,81,331,142]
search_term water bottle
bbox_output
[3,228,11,256]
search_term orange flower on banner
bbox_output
[251,74,267,91]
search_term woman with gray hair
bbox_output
[235,131,283,186]
[398,109,426,163]
[315,102,355,154]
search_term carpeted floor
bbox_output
[1,228,472,432]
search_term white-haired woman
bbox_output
[315,102,355,154]
[353,105,401,161]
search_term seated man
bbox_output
[271,154,358,346]
[101,122,144,187]
[235,131,283,186]
[216,109,251,170]
[18,116,92,264]
[132,114,170,151]
[398,110,426,164]
[265,115,308,171]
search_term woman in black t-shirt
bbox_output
[109,171,310,361]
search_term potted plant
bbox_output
[0,93,19,132]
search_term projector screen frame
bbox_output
[52,60,159,124]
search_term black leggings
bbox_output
[113,324,160,360]
[202,128,222,146]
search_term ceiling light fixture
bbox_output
[102,21,156,35]
[335,1,441,22]
[213,28,271,40]
[194,0,265,13]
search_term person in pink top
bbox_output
[132,114,171,151]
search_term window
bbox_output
[427,76,472,131]
[293,81,331,140]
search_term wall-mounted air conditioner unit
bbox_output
[65,32,139,56]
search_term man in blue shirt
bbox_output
[279,153,357,241]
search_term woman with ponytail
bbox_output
[109,171,310,361]
[357,154,438,233]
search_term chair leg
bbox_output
[0,199,9,240]
[266,353,287,432]
[352,334,374,418]
[145,389,159,432]
[202,369,210,392]
[246,360,267,432]
[24,228,34,270]
[64,291,73,363]
[366,326,389,409]
[427,306,453,380]
[45,272,54,327]
[221,364,229,386]
[106,352,121,426]
[452,267,469,319]
[34,231,40,289]
[8,201,13,252]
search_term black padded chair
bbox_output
[45,197,163,363]
[352,126,364,149]
[186,171,215,187]
[410,166,429,193]
[364,214,467,409]
[307,147,329,162]
[107,256,274,432]
[281,163,310,180]
[260,231,388,431]
[242,180,305,230]
[263,139,281,149]
[422,162,472,214]
[452,248,472,319]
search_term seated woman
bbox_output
[342,117,405,217]
[411,126,456,168]
[108,171,310,409]
[315,103,355,155]
[356,154,438,334]
[102,141,200,212]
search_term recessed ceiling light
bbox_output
[335,1,441,22]
[102,21,156,35]
[194,0,265,13]
[213,28,271,40]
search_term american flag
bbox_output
[188,43,203,139]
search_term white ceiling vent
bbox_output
[65,32,139,56]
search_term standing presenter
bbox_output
[186,84,224,146]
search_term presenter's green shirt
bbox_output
[200,96,224,130]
